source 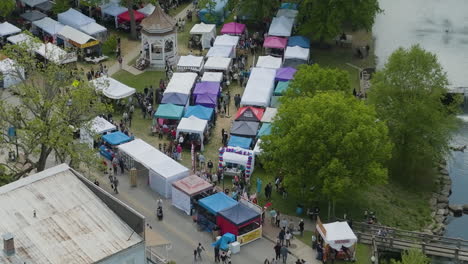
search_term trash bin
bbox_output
[296,204,303,215]
[130,168,137,187]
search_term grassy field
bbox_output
[112,70,165,93]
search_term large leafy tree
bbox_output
[198,0,218,23]
[0,0,15,22]
[298,0,381,42]
[391,249,430,264]
[368,45,460,181]
[237,0,279,21]
[261,92,392,214]
[285,64,351,98]
[0,36,110,181]
[52,0,71,15]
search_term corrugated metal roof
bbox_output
[0,164,143,264]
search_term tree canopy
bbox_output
[0,37,111,182]
[0,0,15,21]
[297,0,381,41]
[237,0,279,21]
[261,92,392,203]
[52,0,71,15]
[368,45,460,181]
[285,64,351,98]
[391,249,430,264]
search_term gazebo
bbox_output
[140,3,178,68]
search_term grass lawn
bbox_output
[112,70,165,93]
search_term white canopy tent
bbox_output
[7,33,40,52]
[21,0,47,7]
[80,116,116,148]
[241,67,276,107]
[276,9,299,19]
[177,55,204,72]
[176,116,209,150]
[91,76,136,99]
[190,23,217,49]
[79,22,107,40]
[0,22,21,37]
[222,147,255,167]
[172,175,213,215]
[35,43,77,64]
[138,3,155,16]
[202,72,223,83]
[32,17,64,38]
[58,26,97,48]
[58,8,95,29]
[284,46,310,61]
[118,139,190,198]
[206,45,234,58]
[101,3,127,28]
[256,55,282,70]
[0,59,25,89]
[253,139,263,156]
[268,16,294,37]
[204,57,232,71]
[261,107,278,123]
[164,72,198,95]
[214,35,239,47]
[317,221,358,250]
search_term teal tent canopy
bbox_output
[274,81,290,96]
[257,123,272,138]
[154,104,184,120]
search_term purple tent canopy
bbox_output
[193,82,221,96]
[220,22,246,35]
[275,67,297,81]
[195,93,218,108]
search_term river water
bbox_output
[373,0,468,240]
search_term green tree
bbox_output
[261,92,392,216]
[0,0,15,21]
[285,64,351,98]
[298,0,381,42]
[391,249,430,264]
[81,0,108,17]
[198,0,218,23]
[0,37,111,181]
[52,0,71,15]
[237,0,279,21]
[368,45,460,182]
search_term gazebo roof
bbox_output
[141,3,176,34]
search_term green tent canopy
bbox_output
[154,104,184,120]
[274,81,290,96]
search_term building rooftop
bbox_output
[0,164,143,264]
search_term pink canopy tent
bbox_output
[220,22,246,35]
[263,36,288,49]
[118,10,145,24]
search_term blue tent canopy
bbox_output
[219,203,260,226]
[161,93,189,106]
[184,105,214,121]
[280,2,298,10]
[102,131,131,145]
[211,233,236,250]
[228,135,252,149]
[287,36,310,48]
[257,123,272,138]
[199,192,237,215]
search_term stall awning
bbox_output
[138,3,155,17]
[118,10,145,23]
[317,221,358,250]
[172,175,212,196]
[0,22,21,37]
[287,36,310,48]
[214,35,239,47]
[80,22,107,36]
[204,57,232,71]
[275,67,297,81]
[241,67,276,107]
[59,26,99,48]
[218,203,260,226]
[161,92,189,106]
[284,46,310,61]
[164,72,198,95]
[206,45,234,58]
[102,131,132,145]
[194,82,220,96]
[257,123,272,138]
[231,121,260,138]
[198,192,237,215]
[101,3,127,17]
[220,22,246,35]
[261,107,278,123]
[276,8,298,19]
[91,77,136,99]
[177,55,204,71]
[58,8,95,29]
[235,106,265,122]
[195,93,217,108]
[154,104,184,120]
[275,81,289,96]
[87,116,116,134]
[177,116,208,136]
[20,10,47,22]
[184,105,214,121]
[263,36,287,49]
[21,0,47,8]
[33,17,64,36]
[256,55,282,69]
[202,72,223,83]
[268,16,294,37]
[228,135,252,149]
[190,23,216,34]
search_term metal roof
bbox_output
[0,164,143,264]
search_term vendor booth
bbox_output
[164,72,198,95]
[197,192,237,232]
[240,67,276,107]
[32,17,64,43]
[80,116,116,148]
[194,81,221,96]
[177,55,204,72]
[275,67,297,82]
[260,107,278,123]
[101,3,127,28]
[58,26,101,60]
[219,146,255,178]
[91,77,136,99]
[195,93,218,108]
[35,42,77,64]
[0,59,24,89]
[184,105,214,121]
[154,103,185,121]
[172,175,213,215]
[256,55,282,69]
[20,10,47,24]
[228,135,252,149]
[217,203,262,245]
[0,22,21,46]
[161,92,189,106]
[138,3,155,17]
[58,8,94,29]
[263,36,287,57]
[176,116,209,150]
[213,35,239,47]
[268,16,294,37]
[316,219,358,261]
[117,10,145,28]
[190,23,217,50]
[202,71,223,83]
[257,123,272,138]
[284,45,310,68]
[276,9,299,20]
[100,131,132,160]
[118,139,189,198]
[204,57,232,71]
[287,36,310,49]
[231,121,259,138]
[206,45,235,58]
[221,22,246,35]
[235,106,264,122]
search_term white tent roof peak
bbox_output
[317,221,357,250]
[190,23,216,34]
[202,72,223,82]
[0,22,21,37]
[285,46,310,61]
[214,35,239,47]
[164,72,198,95]
[204,57,232,71]
[256,55,282,69]
[91,76,136,99]
[268,16,294,37]
[177,116,208,135]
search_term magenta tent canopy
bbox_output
[220,22,246,35]
[195,93,218,108]
[193,82,221,96]
[263,36,288,49]
[275,67,297,81]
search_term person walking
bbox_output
[276,210,281,227]
[285,231,292,247]
[280,245,290,264]
[118,157,125,174]
[279,228,285,246]
[214,246,220,263]
[196,243,205,260]
[176,144,183,161]
[112,156,119,175]
[118,56,123,69]
[274,243,281,260]
[198,152,205,170]
[207,160,213,173]
[299,219,305,236]
[113,176,119,194]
